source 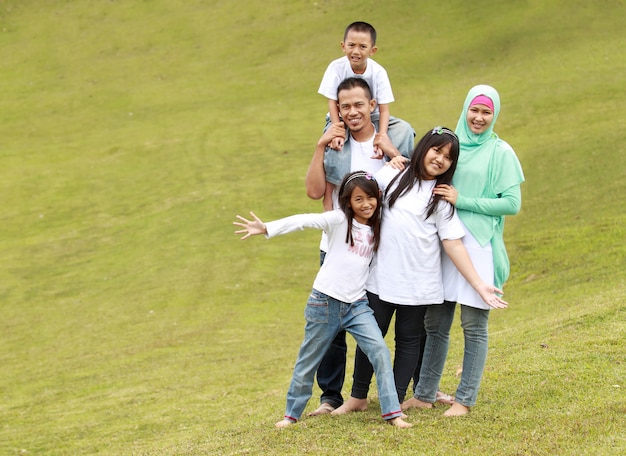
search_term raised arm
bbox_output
[441,238,508,309]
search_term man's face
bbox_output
[337,86,376,134]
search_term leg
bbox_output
[392,304,427,402]
[339,298,411,427]
[310,251,346,415]
[404,302,456,410]
[309,329,346,414]
[281,290,340,425]
[445,304,490,415]
[332,292,395,415]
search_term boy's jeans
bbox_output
[283,289,402,422]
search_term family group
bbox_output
[234,21,525,429]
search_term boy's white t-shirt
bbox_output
[265,210,375,303]
[318,56,394,114]
[366,166,465,305]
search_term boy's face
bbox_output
[337,86,377,134]
[341,30,377,74]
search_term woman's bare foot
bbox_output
[275,419,295,428]
[401,397,434,411]
[436,391,455,406]
[331,397,368,415]
[307,403,335,416]
[443,402,470,417]
[388,416,413,428]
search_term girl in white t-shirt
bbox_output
[333,127,507,416]
[233,171,412,429]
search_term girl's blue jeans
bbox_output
[283,289,402,422]
[413,301,490,407]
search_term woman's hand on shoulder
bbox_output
[433,184,458,205]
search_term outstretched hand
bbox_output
[476,283,508,309]
[233,211,267,240]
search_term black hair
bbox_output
[386,127,460,220]
[336,77,372,101]
[337,171,382,251]
[344,21,377,45]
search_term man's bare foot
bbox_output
[443,402,470,417]
[436,391,455,406]
[275,419,295,428]
[331,397,368,415]
[401,397,434,411]
[307,403,335,416]
[388,416,413,428]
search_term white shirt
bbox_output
[266,211,375,303]
[366,166,465,305]
[318,56,394,114]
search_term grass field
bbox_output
[1,0,625,455]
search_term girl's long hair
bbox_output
[386,127,460,220]
[337,171,382,251]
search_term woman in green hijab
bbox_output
[403,85,525,416]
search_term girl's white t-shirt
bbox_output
[367,166,465,305]
[265,210,375,303]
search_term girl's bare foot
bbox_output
[401,397,434,411]
[436,391,455,406]
[443,402,470,417]
[388,416,413,428]
[275,419,294,428]
[331,397,368,415]
[307,403,335,416]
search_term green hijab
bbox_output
[453,85,525,288]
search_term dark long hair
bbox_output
[386,127,460,220]
[337,171,382,251]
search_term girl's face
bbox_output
[423,142,453,180]
[466,103,494,134]
[349,185,378,225]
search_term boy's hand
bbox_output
[329,136,345,151]
[233,211,267,240]
[320,122,346,150]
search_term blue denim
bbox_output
[412,302,490,407]
[283,290,402,422]
[323,113,416,185]
[315,250,346,408]
[351,292,426,403]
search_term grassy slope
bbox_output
[0,0,624,454]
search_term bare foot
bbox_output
[401,397,434,411]
[388,416,413,428]
[443,402,470,417]
[436,391,455,406]
[307,403,335,416]
[331,397,368,415]
[275,419,295,428]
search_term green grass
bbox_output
[1,0,625,454]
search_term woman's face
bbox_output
[466,103,494,134]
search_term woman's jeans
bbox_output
[283,290,402,422]
[350,292,427,403]
[413,301,490,407]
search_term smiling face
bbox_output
[466,103,494,134]
[341,30,377,74]
[423,142,453,180]
[349,185,378,225]
[337,86,376,139]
